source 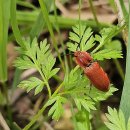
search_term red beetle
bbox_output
[74,51,110,92]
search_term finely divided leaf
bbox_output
[42,54,60,80]
[67,25,123,63]
[67,24,95,52]
[88,85,117,102]
[105,107,126,130]
[104,40,122,51]
[69,31,80,43]
[37,39,51,65]
[64,66,88,91]
[23,38,38,60]
[15,38,59,81]
[92,49,123,60]
[83,35,95,51]
[48,96,67,120]
[14,56,35,69]
[67,42,78,52]
[15,38,51,69]
[18,77,44,95]
[92,26,122,53]
[74,96,96,112]
[80,27,94,51]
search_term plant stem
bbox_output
[88,0,99,27]
[12,69,22,91]
[2,83,13,128]
[53,0,69,74]
[16,11,112,29]
[10,0,25,49]
[85,111,90,130]
[119,0,128,23]
[59,89,87,96]
[70,103,78,130]
[45,82,51,99]
[16,1,37,10]
[30,1,53,41]
[52,82,64,97]
[120,2,130,123]
[78,0,82,37]
[38,0,65,72]
[23,101,48,130]
[0,0,10,82]
[113,59,124,81]
[23,82,64,130]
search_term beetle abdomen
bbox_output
[84,62,110,92]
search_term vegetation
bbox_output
[0,0,129,130]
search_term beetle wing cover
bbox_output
[84,62,110,92]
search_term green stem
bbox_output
[16,11,112,29]
[23,82,64,130]
[16,1,37,10]
[38,0,65,72]
[85,111,90,130]
[78,0,82,37]
[23,101,48,130]
[88,0,99,26]
[2,83,13,128]
[10,0,25,48]
[30,1,53,41]
[12,69,22,92]
[53,0,69,74]
[45,83,51,99]
[119,0,128,23]
[71,103,78,130]
[119,2,130,122]
[0,0,10,82]
[59,89,87,96]
[52,82,64,97]
[113,59,124,81]
[53,75,62,83]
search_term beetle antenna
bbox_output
[61,52,74,57]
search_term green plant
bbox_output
[105,107,130,130]
[120,1,130,122]
[15,23,124,130]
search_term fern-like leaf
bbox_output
[67,24,95,52]
[47,96,67,120]
[74,96,96,112]
[104,40,122,51]
[104,107,130,130]
[67,42,78,52]
[42,54,60,80]
[15,38,51,69]
[14,56,35,69]
[15,38,60,95]
[18,77,45,95]
[67,24,123,62]
[88,85,117,102]
[92,49,123,60]
[92,26,123,53]
[64,66,88,91]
